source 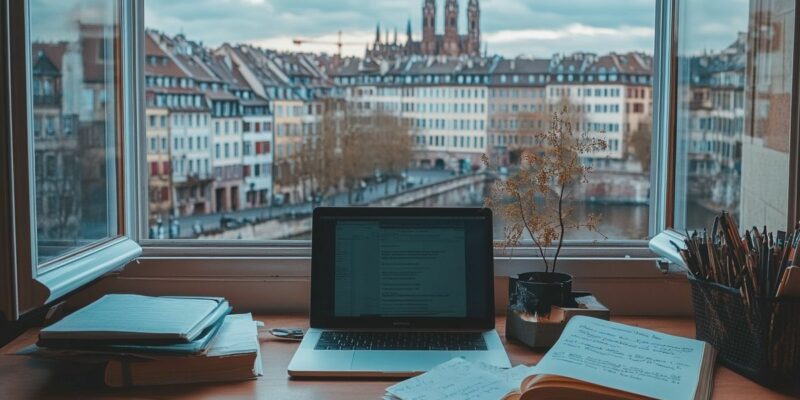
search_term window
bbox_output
[672,0,796,231]
[11,0,759,297]
[2,0,140,320]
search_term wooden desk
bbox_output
[0,315,794,399]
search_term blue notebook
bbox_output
[39,294,231,344]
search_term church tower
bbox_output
[421,0,436,55]
[443,0,459,56]
[467,0,480,56]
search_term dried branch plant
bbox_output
[483,108,608,273]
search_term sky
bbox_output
[31,0,750,58]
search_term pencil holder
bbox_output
[689,275,800,392]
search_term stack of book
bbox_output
[29,294,262,387]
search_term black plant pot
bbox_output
[512,272,574,315]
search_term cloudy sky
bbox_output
[143,0,750,57]
[32,0,750,58]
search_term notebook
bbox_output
[386,316,716,400]
[39,294,230,344]
[37,312,228,355]
[104,313,263,387]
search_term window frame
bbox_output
[133,5,666,270]
[0,0,141,321]
[133,0,800,278]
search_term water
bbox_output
[282,177,723,241]
[491,202,651,241]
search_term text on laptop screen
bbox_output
[329,217,488,318]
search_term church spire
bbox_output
[375,23,381,43]
[406,18,412,42]
[393,27,398,44]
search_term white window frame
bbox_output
[0,0,141,321]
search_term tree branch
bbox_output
[513,191,549,272]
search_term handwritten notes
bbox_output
[385,358,534,400]
[534,316,707,400]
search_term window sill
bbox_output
[99,242,691,316]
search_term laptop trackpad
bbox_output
[351,351,453,372]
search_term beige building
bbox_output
[273,99,305,202]
[145,107,171,223]
[486,58,550,166]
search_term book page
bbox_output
[386,358,534,400]
[533,316,706,400]
[207,314,259,357]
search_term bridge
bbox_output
[198,172,490,240]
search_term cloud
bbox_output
[483,23,655,58]
[29,0,748,58]
[485,23,654,44]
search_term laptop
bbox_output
[288,207,511,377]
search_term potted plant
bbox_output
[484,108,607,316]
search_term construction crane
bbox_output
[292,30,362,58]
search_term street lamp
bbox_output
[249,182,255,207]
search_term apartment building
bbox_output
[545,52,653,171]
[146,31,214,217]
[487,58,550,166]
[401,60,489,171]
[235,88,273,208]
[31,42,81,241]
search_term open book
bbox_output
[386,316,716,400]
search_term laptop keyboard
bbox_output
[314,331,488,351]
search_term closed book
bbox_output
[104,314,263,387]
[39,294,230,344]
[37,307,230,355]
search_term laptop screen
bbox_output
[311,208,494,330]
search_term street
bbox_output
[152,169,456,239]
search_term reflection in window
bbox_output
[30,0,119,264]
[674,0,795,231]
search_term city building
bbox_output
[146,31,214,217]
[31,42,80,241]
[486,57,550,166]
[143,35,174,224]
[673,34,746,227]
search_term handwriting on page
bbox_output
[534,316,705,400]
[553,322,694,384]
[386,358,532,400]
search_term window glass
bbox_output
[674,0,795,230]
[30,0,119,263]
[144,0,655,241]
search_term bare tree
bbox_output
[294,98,415,205]
[627,121,652,173]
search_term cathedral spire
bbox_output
[406,18,412,42]
[375,23,381,43]
[393,27,398,44]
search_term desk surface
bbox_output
[0,315,795,399]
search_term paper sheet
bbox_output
[386,358,535,400]
[533,316,706,400]
[207,313,260,357]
